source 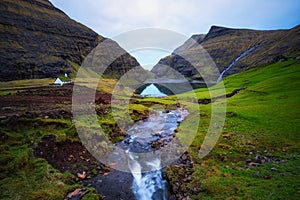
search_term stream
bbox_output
[217,46,256,82]
[88,108,189,200]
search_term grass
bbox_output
[0,78,53,95]
[0,60,299,199]
[167,60,300,199]
[0,118,100,200]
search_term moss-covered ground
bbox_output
[0,60,299,199]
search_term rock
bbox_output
[0,0,100,81]
[223,133,236,140]
[1,107,12,111]
[152,25,300,82]
[0,116,7,120]
[151,132,161,137]
[220,155,228,162]
[254,172,260,177]
[181,154,188,161]
[77,171,86,180]
[150,139,164,149]
[255,154,260,160]
[193,187,199,193]
[65,188,89,200]
[248,162,260,167]
[172,182,180,191]
[57,181,65,186]
[183,176,192,182]
[264,175,272,179]
[260,158,266,164]
[0,0,153,82]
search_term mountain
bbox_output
[0,0,151,82]
[152,25,300,82]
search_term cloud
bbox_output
[49,0,300,67]
[50,0,299,37]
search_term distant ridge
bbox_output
[152,25,300,82]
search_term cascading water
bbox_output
[128,156,168,200]
[122,109,189,200]
[217,46,257,82]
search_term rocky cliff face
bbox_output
[0,0,150,82]
[152,25,300,81]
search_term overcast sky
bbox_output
[49,0,300,69]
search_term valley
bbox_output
[0,60,299,199]
[1,0,299,199]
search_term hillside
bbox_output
[167,60,300,199]
[0,0,151,82]
[0,59,298,199]
[152,25,300,82]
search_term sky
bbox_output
[49,0,300,69]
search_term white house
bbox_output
[54,75,71,86]
[54,77,63,86]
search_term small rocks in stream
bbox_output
[181,154,188,161]
[65,188,89,200]
[150,139,164,149]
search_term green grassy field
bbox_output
[169,60,300,199]
[0,60,299,199]
[0,78,53,95]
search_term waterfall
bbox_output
[128,155,168,200]
[217,46,256,82]
[121,109,188,200]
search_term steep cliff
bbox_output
[152,25,300,81]
[0,0,151,82]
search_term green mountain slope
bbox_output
[169,60,300,199]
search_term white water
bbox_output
[217,46,256,82]
[122,109,188,200]
[128,155,168,200]
[140,84,167,97]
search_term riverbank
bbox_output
[0,60,299,199]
